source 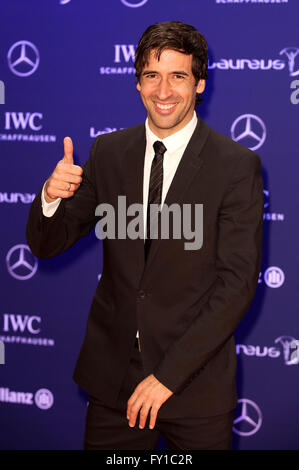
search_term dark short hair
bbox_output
[135,21,208,106]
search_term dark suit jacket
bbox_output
[26,115,264,418]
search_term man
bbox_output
[26,21,264,450]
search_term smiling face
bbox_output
[137,48,205,139]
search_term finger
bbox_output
[127,388,139,420]
[63,136,74,164]
[138,403,151,429]
[54,171,83,185]
[46,181,79,200]
[128,399,143,428]
[63,183,80,192]
[57,160,83,176]
[149,403,160,430]
[46,188,75,199]
[48,179,80,193]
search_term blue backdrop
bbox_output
[0,0,298,450]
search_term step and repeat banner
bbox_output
[0,0,298,450]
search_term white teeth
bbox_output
[155,103,176,110]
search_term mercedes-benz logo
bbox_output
[6,244,38,280]
[233,398,263,436]
[231,114,266,151]
[120,0,149,7]
[7,40,40,77]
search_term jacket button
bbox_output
[138,290,146,300]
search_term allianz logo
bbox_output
[0,387,54,409]
[0,192,35,204]
[236,336,299,365]
[0,387,33,405]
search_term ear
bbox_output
[137,81,141,92]
[196,79,206,94]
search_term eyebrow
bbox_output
[142,70,190,76]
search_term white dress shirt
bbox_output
[143,112,197,237]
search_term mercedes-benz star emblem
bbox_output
[120,0,149,7]
[233,398,263,437]
[7,40,40,77]
[6,244,38,280]
[231,114,266,151]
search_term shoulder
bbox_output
[199,117,261,170]
[92,123,145,151]
[84,122,145,175]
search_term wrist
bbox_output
[44,180,58,203]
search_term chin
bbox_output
[151,115,180,129]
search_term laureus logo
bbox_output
[275,336,299,366]
[279,48,299,105]
[280,47,299,77]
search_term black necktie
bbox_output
[144,140,167,260]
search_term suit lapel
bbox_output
[142,116,210,276]
[122,123,146,208]
[121,124,147,274]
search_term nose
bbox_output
[156,77,172,101]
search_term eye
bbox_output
[144,73,158,79]
[173,74,185,80]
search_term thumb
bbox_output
[63,136,74,164]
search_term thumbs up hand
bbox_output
[44,137,83,203]
[63,136,74,165]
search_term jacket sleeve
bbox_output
[26,139,100,259]
[153,151,264,394]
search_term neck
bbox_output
[147,113,195,139]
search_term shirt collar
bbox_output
[145,112,198,155]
